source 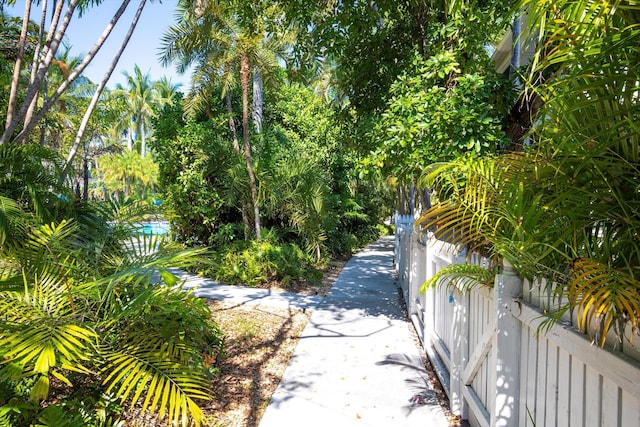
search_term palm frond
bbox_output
[567,258,640,347]
[0,196,26,247]
[101,336,209,427]
[421,263,496,293]
[0,275,95,400]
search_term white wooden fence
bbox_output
[394,215,640,427]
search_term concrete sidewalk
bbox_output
[258,236,450,427]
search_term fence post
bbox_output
[394,214,413,295]
[449,248,469,418]
[409,231,417,313]
[492,260,523,427]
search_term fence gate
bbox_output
[406,232,499,427]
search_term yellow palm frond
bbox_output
[568,258,640,347]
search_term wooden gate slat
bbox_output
[462,318,497,385]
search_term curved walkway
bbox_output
[174,236,450,426]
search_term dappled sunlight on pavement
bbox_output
[258,236,451,427]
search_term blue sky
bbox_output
[6,1,192,90]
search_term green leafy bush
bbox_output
[367,51,514,183]
[206,239,322,288]
[152,83,394,260]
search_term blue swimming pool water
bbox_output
[138,222,170,236]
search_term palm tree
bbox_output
[160,0,291,240]
[100,149,158,199]
[3,0,133,145]
[154,75,183,109]
[62,0,150,182]
[417,0,640,346]
[3,0,32,133]
[114,65,157,157]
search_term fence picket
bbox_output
[396,230,640,427]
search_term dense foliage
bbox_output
[152,79,392,278]
[417,0,640,347]
[0,144,222,426]
[5,0,636,422]
[366,52,513,182]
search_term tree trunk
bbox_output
[226,91,250,238]
[11,0,132,145]
[83,157,89,200]
[252,67,263,133]
[127,125,133,151]
[241,54,261,240]
[61,0,146,183]
[140,120,146,157]
[4,0,32,136]
[1,0,75,144]
[226,91,240,154]
[23,0,49,130]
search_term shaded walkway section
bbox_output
[259,236,449,427]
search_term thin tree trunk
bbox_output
[12,0,132,145]
[241,54,261,240]
[83,157,89,200]
[33,1,49,145]
[226,91,250,239]
[252,67,263,133]
[140,120,146,157]
[226,91,240,154]
[1,0,75,144]
[24,0,48,129]
[61,0,147,183]
[4,0,32,135]
[127,126,133,151]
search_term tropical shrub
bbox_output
[153,81,392,261]
[417,0,640,347]
[153,115,237,245]
[0,147,222,426]
[205,238,322,288]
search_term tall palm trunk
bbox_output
[127,126,134,151]
[226,91,250,238]
[61,0,146,182]
[9,0,132,145]
[25,0,49,133]
[4,0,32,134]
[240,54,261,240]
[140,120,146,157]
[2,0,73,144]
[252,67,263,133]
[225,92,240,154]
